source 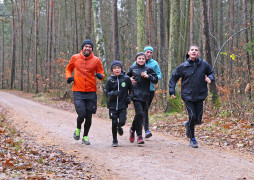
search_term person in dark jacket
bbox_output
[127,52,158,144]
[168,45,215,148]
[105,60,133,147]
[65,39,105,145]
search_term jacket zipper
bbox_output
[116,76,119,110]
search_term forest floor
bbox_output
[0,90,254,179]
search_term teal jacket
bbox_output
[133,58,162,91]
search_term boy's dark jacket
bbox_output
[105,71,133,110]
[127,64,158,102]
[168,57,215,102]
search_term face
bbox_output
[112,66,121,76]
[82,44,92,56]
[144,50,153,60]
[136,55,146,65]
[188,46,200,60]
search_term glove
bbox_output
[67,77,74,84]
[95,73,103,80]
[126,96,131,104]
[108,90,120,97]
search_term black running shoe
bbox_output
[112,140,118,147]
[189,138,198,148]
[117,127,123,136]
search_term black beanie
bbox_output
[135,52,146,60]
[81,39,94,50]
[111,60,123,71]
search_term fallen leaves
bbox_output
[0,107,98,179]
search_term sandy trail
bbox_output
[0,91,253,179]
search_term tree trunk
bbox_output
[200,0,219,104]
[112,0,120,60]
[85,0,92,39]
[19,0,25,91]
[166,1,180,113]
[137,0,145,52]
[146,0,151,45]
[35,0,38,93]
[92,0,107,75]
[74,0,78,53]
[159,0,166,90]
[1,20,4,89]
[242,0,251,99]
[189,0,194,45]
[48,0,53,89]
[10,0,16,89]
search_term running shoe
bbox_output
[73,128,81,140]
[117,126,123,136]
[137,136,144,144]
[82,136,90,145]
[112,140,118,147]
[189,138,198,148]
[145,130,152,138]
[129,128,135,143]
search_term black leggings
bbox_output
[131,101,147,136]
[184,101,203,139]
[76,111,93,137]
[110,109,127,140]
[143,91,155,131]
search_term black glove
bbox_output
[126,96,131,104]
[95,73,103,80]
[67,77,74,84]
[108,90,120,97]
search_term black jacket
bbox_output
[105,72,133,110]
[127,64,158,102]
[168,57,215,102]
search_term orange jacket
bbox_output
[65,51,105,92]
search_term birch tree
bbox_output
[92,0,107,75]
[137,0,145,52]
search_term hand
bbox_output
[114,91,121,96]
[141,71,149,78]
[95,73,103,80]
[67,77,74,84]
[130,76,137,85]
[205,75,211,84]
[171,94,175,99]
[126,96,131,104]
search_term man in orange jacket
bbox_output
[65,39,105,145]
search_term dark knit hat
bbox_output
[135,52,146,60]
[81,39,94,50]
[111,60,123,71]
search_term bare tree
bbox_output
[242,0,251,99]
[10,0,16,89]
[112,0,120,60]
[189,0,194,45]
[200,0,219,104]
[74,0,78,53]
[35,0,38,93]
[137,0,145,52]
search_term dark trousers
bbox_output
[110,109,127,140]
[74,97,96,137]
[132,101,147,136]
[184,100,203,139]
[143,91,155,131]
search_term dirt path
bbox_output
[0,91,253,179]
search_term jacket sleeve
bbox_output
[148,69,158,84]
[127,67,133,77]
[154,62,162,80]
[205,62,215,82]
[96,58,105,80]
[168,66,181,95]
[65,56,75,79]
